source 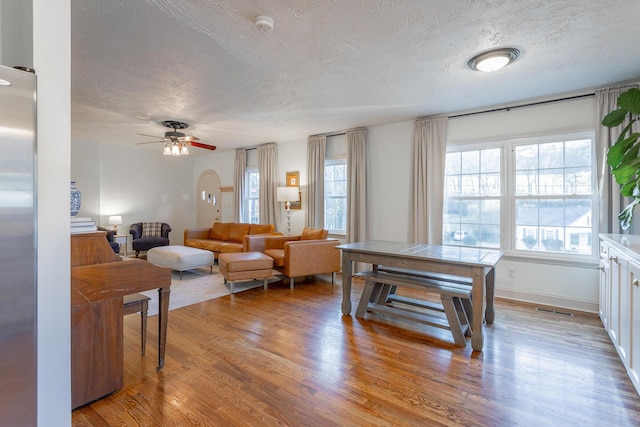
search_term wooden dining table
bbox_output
[337,241,504,352]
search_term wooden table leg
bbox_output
[471,267,485,352]
[157,287,170,369]
[485,267,495,324]
[341,252,352,315]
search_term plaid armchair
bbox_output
[129,222,171,257]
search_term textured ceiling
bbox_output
[71,0,640,154]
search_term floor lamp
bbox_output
[277,186,299,235]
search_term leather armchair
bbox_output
[247,229,340,288]
[129,222,171,257]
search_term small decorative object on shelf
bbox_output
[70,181,82,217]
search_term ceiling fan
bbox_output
[136,120,216,155]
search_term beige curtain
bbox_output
[410,117,448,244]
[347,127,367,243]
[233,149,246,222]
[596,84,640,235]
[306,134,326,228]
[258,142,278,225]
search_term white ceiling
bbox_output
[71,0,640,155]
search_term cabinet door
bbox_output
[629,262,640,389]
[599,241,610,329]
[612,247,630,361]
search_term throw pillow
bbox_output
[209,222,230,240]
[300,227,326,240]
[142,222,163,238]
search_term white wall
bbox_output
[448,96,599,312]
[34,0,72,425]
[188,97,600,313]
[71,143,195,249]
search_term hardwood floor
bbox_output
[72,276,640,426]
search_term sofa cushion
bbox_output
[227,223,251,243]
[209,222,230,240]
[249,223,274,235]
[264,248,285,267]
[185,239,224,253]
[142,222,163,238]
[300,227,327,240]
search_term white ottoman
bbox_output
[147,245,215,279]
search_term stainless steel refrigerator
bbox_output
[0,65,37,426]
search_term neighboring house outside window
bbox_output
[324,160,347,235]
[443,132,596,259]
[246,169,259,224]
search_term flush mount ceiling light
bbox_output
[255,15,274,32]
[467,47,521,72]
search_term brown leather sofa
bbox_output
[184,222,279,259]
[245,227,341,288]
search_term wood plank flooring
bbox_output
[72,276,640,426]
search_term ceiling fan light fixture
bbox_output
[180,143,189,155]
[163,142,171,156]
[467,47,520,72]
[170,143,181,156]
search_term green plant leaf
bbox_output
[617,88,640,115]
[621,180,637,197]
[611,158,640,184]
[603,108,628,127]
[607,132,640,167]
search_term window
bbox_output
[324,160,347,234]
[444,133,596,258]
[246,169,259,224]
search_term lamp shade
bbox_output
[277,186,299,202]
[108,215,122,226]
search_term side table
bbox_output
[114,234,128,256]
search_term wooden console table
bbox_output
[337,241,503,352]
[71,232,171,409]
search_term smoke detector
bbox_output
[255,15,274,32]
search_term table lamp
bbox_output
[277,186,299,235]
[108,215,123,232]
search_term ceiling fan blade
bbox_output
[134,140,165,145]
[136,132,163,139]
[189,141,217,151]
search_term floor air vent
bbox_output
[535,307,573,317]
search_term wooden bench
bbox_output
[355,269,473,346]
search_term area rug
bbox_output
[140,265,267,316]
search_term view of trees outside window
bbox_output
[444,147,501,248]
[514,138,593,254]
[246,169,259,224]
[325,161,346,234]
[444,135,595,256]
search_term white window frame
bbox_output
[445,131,598,264]
[324,158,347,236]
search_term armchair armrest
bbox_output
[184,228,211,241]
[283,239,341,277]
[243,233,284,253]
[129,223,142,240]
[265,235,301,250]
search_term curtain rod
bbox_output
[448,93,595,119]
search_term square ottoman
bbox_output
[147,245,215,279]
[218,252,274,294]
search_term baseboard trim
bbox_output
[495,288,598,314]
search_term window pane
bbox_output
[538,142,564,169]
[325,162,347,233]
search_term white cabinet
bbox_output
[628,261,640,387]
[599,234,640,395]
